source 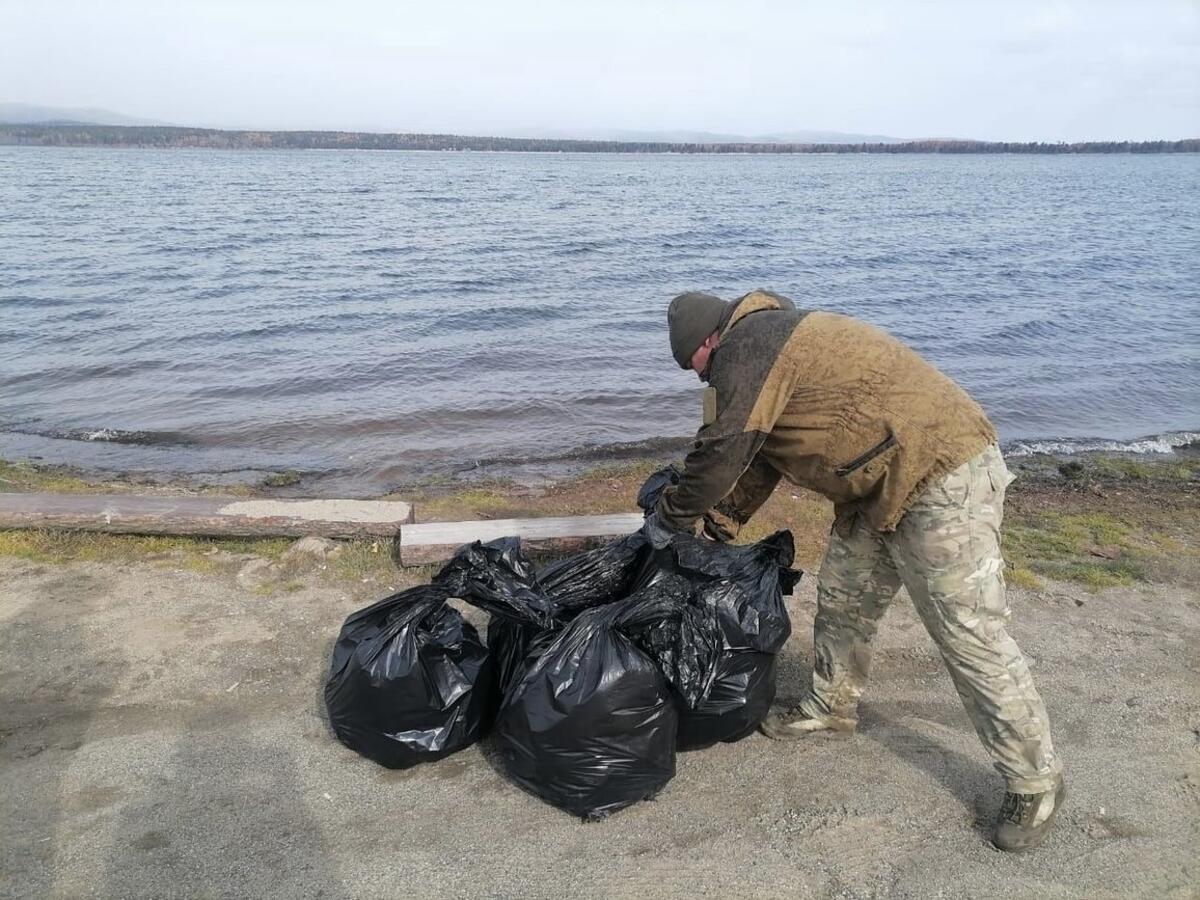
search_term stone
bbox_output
[237,558,276,586]
[283,535,341,562]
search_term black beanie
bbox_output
[667,292,729,369]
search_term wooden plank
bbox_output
[399,512,645,566]
[0,492,414,539]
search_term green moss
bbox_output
[1090,455,1200,482]
[263,470,302,488]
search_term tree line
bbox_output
[1,125,1196,154]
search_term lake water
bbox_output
[1,147,1197,494]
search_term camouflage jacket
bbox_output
[656,290,997,537]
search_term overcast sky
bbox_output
[3,0,1197,141]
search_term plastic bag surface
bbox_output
[435,537,556,628]
[676,650,778,749]
[537,531,649,619]
[486,615,540,703]
[493,578,689,820]
[634,526,800,749]
[324,585,495,769]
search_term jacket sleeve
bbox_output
[656,327,794,533]
[702,453,783,540]
[657,429,766,534]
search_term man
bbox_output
[644,289,1065,852]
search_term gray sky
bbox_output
[3,0,1197,141]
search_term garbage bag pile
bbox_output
[324,467,801,819]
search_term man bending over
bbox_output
[644,289,1065,852]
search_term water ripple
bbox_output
[1,147,1197,488]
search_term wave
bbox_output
[455,436,693,471]
[1004,430,1200,457]
[475,431,1200,472]
[20,427,200,447]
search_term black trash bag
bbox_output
[493,577,691,820]
[486,615,540,701]
[324,585,495,769]
[537,531,650,620]
[622,596,723,710]
[442,536,656,715]
[635,529,801,750]
[666,531,798,655]
[435,537,555,629]
[676,650,778,749]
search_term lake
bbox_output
[1,147,1197,493]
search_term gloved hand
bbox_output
[641,510,676,550]
[701,514,735,543]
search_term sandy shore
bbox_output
[1,453,1197,898]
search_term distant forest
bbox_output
[1,124,1196,154]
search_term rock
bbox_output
[262,470,302,488]
[237,558,276,585]
[1058,461,1085,479]
[283,536,340,562]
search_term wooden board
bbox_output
[398,512,645,565]
[0,492,414,539]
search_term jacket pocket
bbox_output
[835,434,897,477]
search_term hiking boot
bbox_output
[993,777,1067,852]
[759,705,856,740]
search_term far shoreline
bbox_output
[2,125,1197,155]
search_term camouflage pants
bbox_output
[799,444,1062,793]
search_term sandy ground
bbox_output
[1,553,1197,900]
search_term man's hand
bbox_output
[641,510,677,550]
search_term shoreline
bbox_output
[1,429,1196,501]
[2,446,1197,597]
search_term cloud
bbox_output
[2,0,1196,140]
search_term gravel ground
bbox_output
[1,555,1197,899]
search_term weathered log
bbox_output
[398,513,644,566]
[0,492,414,539]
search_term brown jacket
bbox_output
[657,290,997,537]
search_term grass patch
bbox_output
[328,538,404,585]
[407,462,667,523]
[0,459,99,494]
[0,456,268,497]
[1002,510,1165,591]
[0,529,291,567]
[0,527,437,595]
[1007,565,1043,591]
[412,485,524,521]
[1090,455,1200,483]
